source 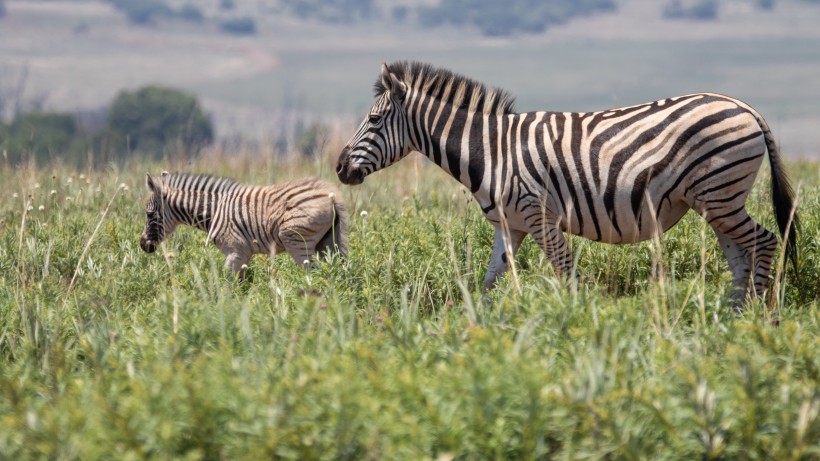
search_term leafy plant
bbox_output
[105,85,213,158]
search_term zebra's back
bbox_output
[502,93,767,244]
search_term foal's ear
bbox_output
[380,62,406,100]
[145,173,161,193]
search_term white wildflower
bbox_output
[79,174,85,179]
[67,178,73,184]
[26,205,33,211]
[50,190,57,196]
[33,183,40,189]
[38,205,45,211]
[12,193,18,198]
[328,192,336,200]
[360,210,368,218]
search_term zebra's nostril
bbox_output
[336,162,344,174]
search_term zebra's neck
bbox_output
[166,190,215,233]
[407,96,499,197]
[162,174,236,234]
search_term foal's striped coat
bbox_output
[336,61,798,307]
[140,172,347,275]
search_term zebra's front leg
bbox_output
[482,225,527,293]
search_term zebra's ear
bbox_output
[380,62,406,100]
[145,173,161,193]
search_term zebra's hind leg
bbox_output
[222,248,252,279]
[280,228,317,269]
[482,225,527,293]
[714,230,752,309]
[530,222,577,285]
[706,209,778,308]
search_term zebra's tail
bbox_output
[755,112,799,272]
[317,200,349,258]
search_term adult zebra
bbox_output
[140,172,347,277]
[336,61,798,307]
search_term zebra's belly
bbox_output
[564,199,691,244]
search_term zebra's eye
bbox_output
[369,114,382,124]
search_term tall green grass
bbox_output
[0,149,818,460]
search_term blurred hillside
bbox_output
[1,0,819,157]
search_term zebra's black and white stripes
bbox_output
[336,61,798,307]
[140,172,347,276]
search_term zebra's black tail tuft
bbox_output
[316,201,348,258]
[758,115,799,273]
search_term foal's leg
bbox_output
[280,227,317,269]
[482,225,527,293]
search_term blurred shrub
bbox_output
[219,17,256,35]
[107,0,173,25]
[419,0,616,37]
[0,112,86,165]
[663,0,719,20]
[281,0,375,23]
[177,4,205,23]
[105,86,213,159]
[295,123,327,157]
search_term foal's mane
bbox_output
[160,172,239,192]
[375,61,516,116]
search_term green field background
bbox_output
[0,149,817,459]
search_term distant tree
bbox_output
[296,123,327,157]
[220,0,236,11]
[419,0,616,37]
[0,0,6,18]
[106,86,213,158]
[281,0,375,23]
[663,0,718,20]
[177,4,205,23]
[756,0,775,10]
[1,112,82,165]
[107,0,173,25]
[219,17,256,35]
[392,5,408,23]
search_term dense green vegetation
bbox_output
[0,147,817,458]
[106,86,213,159]
[0,86,213,167]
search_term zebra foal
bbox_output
[336,61,799,308]
[140,172,347,276]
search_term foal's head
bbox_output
[139,172,177,253]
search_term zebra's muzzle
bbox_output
[336,147,365,185]
[140,236,157,253]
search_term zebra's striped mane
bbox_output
[160,172,238,192]
[375,61,516,116]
